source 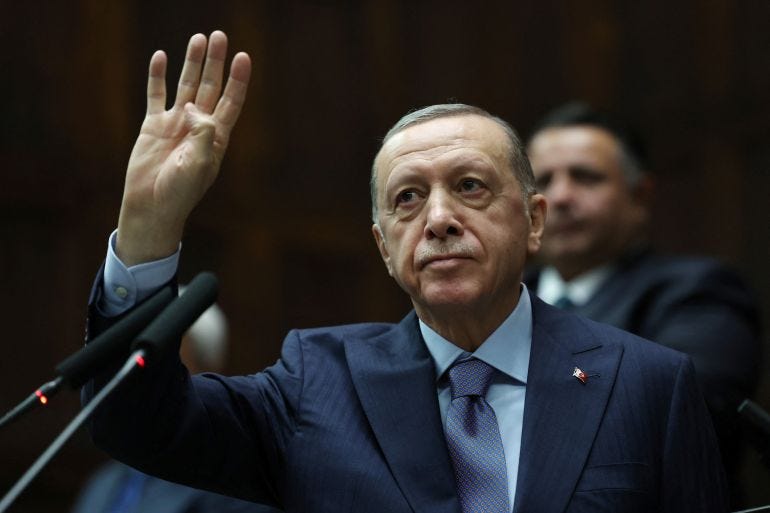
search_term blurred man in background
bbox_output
[524,102,763,507]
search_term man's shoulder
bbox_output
[622,250,726,278]
[533,296,687,364]
[293,319,405,339]
[580,308,686,361]
[619,251,756,303]
[285,311,418,348]
[526,250,739,285]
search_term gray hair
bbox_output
[370,104,536,223]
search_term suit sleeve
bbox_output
[637,262,761,411]
[83,274,305,507]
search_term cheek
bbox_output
[579,189,618,220]
[483,210,530,256]
[387,227,420,274]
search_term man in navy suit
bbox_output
[524,102,761,506]
[86,32,729,512]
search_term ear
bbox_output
[629,174,655,225]
[372,224,393,276]
[526,193,547,255]
[631,173,655,205]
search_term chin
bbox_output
[419,285,485,310]
[545,243,591,264]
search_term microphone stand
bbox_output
[738,399,770,470]
[0,349,147,513]
[728,399,770,513]
[0,285,174,431]
[0,271,217,511]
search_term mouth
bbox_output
[419,255,472,270]
[548,218,583,234]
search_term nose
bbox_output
[423,191,463,240]
[544,173,574,209]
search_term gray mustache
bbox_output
[416,242,476,267]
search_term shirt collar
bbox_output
[419,285,532,385]
[537,264,614,306]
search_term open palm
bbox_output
[117,31,251,266]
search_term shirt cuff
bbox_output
[100,229,180,316]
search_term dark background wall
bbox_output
[0,1,768,511]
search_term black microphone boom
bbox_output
[56,284,175,388]
[131,272,219,362]
[0,271,220,509]
[0,284,175,430]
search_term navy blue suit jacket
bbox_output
[525,249,762,500]
[86,289,728,512]
[524,250,761,416]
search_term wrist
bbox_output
[116,212,183,267]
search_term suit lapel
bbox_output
[513,298,623,513]
[573,265,636,328]
[528,250,652,329]
[345,312,461,513]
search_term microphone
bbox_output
[0,284,174,430]
[56,285,175,387]
[131,272,219,363]
[738,399,770,437]
[0,272,219,512]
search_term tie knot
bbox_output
[448,357,495,399]
[553,295,575,310]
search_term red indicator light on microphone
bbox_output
[35,390,48,405]
[135,355,146,368]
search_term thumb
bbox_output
[184,102,216,148]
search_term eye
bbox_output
[459,179,483,193]
[395,189,419,206]
[570,167,605,185]
[534,173,552,191]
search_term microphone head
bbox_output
[131,272,219,362]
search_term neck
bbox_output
[552,261,595,282]
[413,287,521,352]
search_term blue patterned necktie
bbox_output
[445,356,509,513]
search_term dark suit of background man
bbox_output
[85,31,730,512]
[524,102,762,508]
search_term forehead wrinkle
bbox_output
[373,115,513,215]
[380,134,504,172]
[395,145,482,169]
[385,137,466,168]
[385,156,498,203]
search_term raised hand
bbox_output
[116,31,252,266]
